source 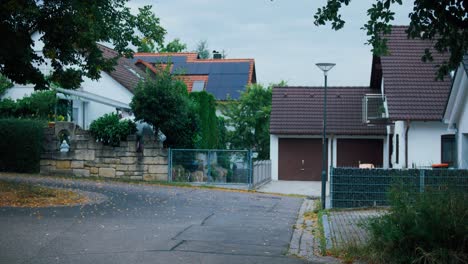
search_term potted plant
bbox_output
[377,105,386,118]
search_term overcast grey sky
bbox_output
[127,0,414,87]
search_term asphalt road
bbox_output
[0,176,309,264]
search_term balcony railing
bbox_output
[362,94,387,123]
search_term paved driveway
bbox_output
[0,176,309,264]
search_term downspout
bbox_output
[405,120,410,168]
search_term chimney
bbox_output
[212,50,222,59]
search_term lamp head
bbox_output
[316,63,336,75]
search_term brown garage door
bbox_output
[279,138,324,181]
[337,139,383,168]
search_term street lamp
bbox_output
[316,62,335,210]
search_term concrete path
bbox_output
[0,175,314,264]
[325,209,385,249]
[257,181,330,198]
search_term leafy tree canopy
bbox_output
[130,67,198,148]
[0,74,13,97]
[0,0,166,89]
[222,83,285,159]
[159,38,187,53]
[138,38,187,53]
[195,40,210,59]
[314,0,467,78]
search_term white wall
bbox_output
[78,73,133,129]
[392,121,407,168]
[270,134,279,180]
[455,84,468,168]
[406,121,455,168]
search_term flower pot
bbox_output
[48,122,55,128]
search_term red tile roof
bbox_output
[375,26,452,121]
[133,52,256,96]
[98,44,145,93]
[270,87,387,135]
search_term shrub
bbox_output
[89,113,137,146]
[365,185,468,263]
[0,90,70,119]
[0,119,45,173]
[189,91,219,149]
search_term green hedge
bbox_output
[0,119,45,173]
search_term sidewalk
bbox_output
[257,181,330,197]
[324,209,385,249]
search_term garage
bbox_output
[337,139,383,167]
[278,138,325,181]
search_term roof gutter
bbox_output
[55,88,131,111]
[405,120,410,168]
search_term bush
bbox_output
[365,186,468,263]
[0,90,70,119]
[89,113,137,146]
[0,119,45,173]
[190,91,219,149]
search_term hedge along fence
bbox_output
[0,119,45,173]
[330,168,468,208]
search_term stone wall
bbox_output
[40,122,168,181]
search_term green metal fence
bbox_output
[330,168,468,208]
[168,149,253,187]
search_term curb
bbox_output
[289,198,340,263]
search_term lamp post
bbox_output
[316,63,335,210]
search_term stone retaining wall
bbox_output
[40,122,168,181]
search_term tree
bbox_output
[138,38,187,53]
[195,40,210,59]
[222,84,274,159]
[314,0,468,79]
[130,67,198,148]
[0,74,13,97]
[159,38,187,53]
[189,91,219,149]
[0,1,166,89]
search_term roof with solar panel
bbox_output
[133,51,256,100]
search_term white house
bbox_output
[443,55,468,168]
[2,33,143,129]
[371,26,455,168]
[269,26,457,182]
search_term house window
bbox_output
[441,135,456,166]
[192,81,205,92]
[395,134,399,164]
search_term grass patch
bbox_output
[316,209,328,256]
[327,242,369,264]
[0,180,88,207]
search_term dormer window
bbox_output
[192,80,205,92]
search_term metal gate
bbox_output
[168,149,253,187]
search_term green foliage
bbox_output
[313,0,467,79]
[1,1,166,89]
[217,117,228,149]
[0,74,13,96]
[159,38,187,53]
[130,69,199,148]
[0,90,60,119]
[190,92,219,149]
[0,119,45,173]
[195,40,210,59]
[365,187,468,263]
[89,113,137,147]
[222,83,274,159]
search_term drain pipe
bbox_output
[405,120,410,168]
